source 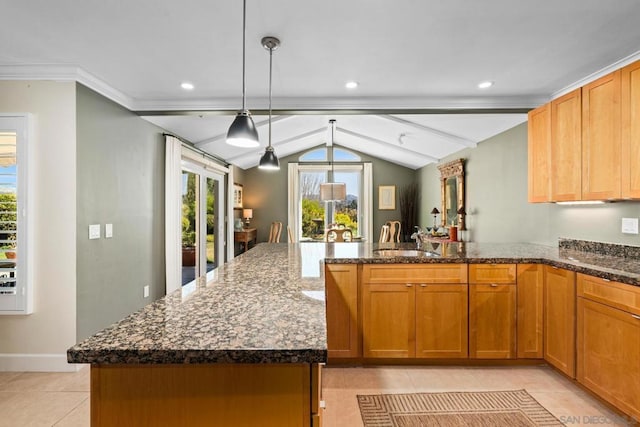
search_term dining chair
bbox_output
[379,224,390,243]
[325,228,353,242]
[386,220,402,242]
[268,221,283,243]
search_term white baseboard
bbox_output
[0,353,85,372]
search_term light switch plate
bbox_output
[89,224,101,239]
[105,223,113,238]
[621,218,639,234]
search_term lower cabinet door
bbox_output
[325,264,359,358]
[415,284,468,358]
[578,298,640,420]
[469,283,517,359]
[362,283,415,358]
[544,266,576,377]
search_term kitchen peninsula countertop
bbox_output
[68,240,640,365]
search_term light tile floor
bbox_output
[0,364,634,426]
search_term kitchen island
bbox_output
[68,239,640,425]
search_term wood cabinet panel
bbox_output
[551,88,582,201]
[622,60,640,198]
[469,264,516,284]
[577,298,640,420]
[362,283,415,358]
[582,71,621,200]
[517,264,544,359]
[577,273,640,315]
[362,264,467,284]
[544,266,576,377]
[528,103,552,202]
[469,284,517,359]
[415,284,468,358]
[325,265,359,358]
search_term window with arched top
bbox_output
[298,147,361,162]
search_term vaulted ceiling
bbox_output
[2,0,640,169]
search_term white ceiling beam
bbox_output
[336,127,439,163]
[194,115,294,147]
[377,115,477,148]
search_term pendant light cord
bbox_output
[268,44,273,148]
[242,0,247,111]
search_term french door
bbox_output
[181,162,224,286]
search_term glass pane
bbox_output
[0,132,17,294]
[299,148,327,162]
[181,171,199,285]
[333,171,360,236]
[300,171,326,240]
[206,177,216,273]
[333,148,360,161]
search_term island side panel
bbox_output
[91,363,315,427]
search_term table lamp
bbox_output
[243,208,253,228]
[430,207,440,231]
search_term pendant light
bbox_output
[226,0,259,148]
[320,120,347,202]
[258,36,280,170]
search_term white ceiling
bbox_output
[2,0,640,169]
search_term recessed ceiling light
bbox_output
[477,81,494,89]
[181,82,194,90]
[345,81,359,89]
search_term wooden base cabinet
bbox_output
[469,264,517,359]
[361,264,468,359]
[516,264,544,359]
[325,264,359,358]
[544,266,576,377]
[577,274,640,420]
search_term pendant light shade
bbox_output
[258,36,280,170]
[320,119,347,202]
[227,111,259,147]
[226,0,259,148]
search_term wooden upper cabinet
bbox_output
[551,88,582,201]
[528,103,552,202]
[582,71,621,200]
[622,60,640,199]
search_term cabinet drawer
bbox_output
[362,264,467,284]
[469,264,516,284]
[577,273,640,315]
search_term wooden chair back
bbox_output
[268,221,283,243]
[325,228,353,242]
[387,220,402,242]
[379,224,390,243]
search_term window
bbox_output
[0,115,32,314]
[288,148,372,242]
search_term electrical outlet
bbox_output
[621,218,639,234]
[143,285,150,298]
[89,224,100,239]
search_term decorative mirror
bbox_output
[437,158,465,230]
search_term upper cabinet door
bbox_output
[551,88,582,201]
[582,70,621,200]
[528,103,551,203]
[622,60,640,199]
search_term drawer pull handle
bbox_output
[632,314,640,320]
[406,284,413,287]
[420,284,427,287]
[490,283,498,288]
[602,278,611,282]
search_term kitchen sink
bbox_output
[373,249,439,258]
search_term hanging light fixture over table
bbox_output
[226,0,259,148]
[258,36,280,170]
[320,120,347,202]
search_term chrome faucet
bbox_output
[411,226,425,250]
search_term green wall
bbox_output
[418,122,640,246]
[243,146,417,243]
[76,84,166,340]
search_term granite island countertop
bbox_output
[68,239,640,365]
[67,243,329,364]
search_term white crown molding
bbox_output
[0,64,135,109]
[552,49,640,99]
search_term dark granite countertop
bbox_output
[323,240,640,287]
[68,239,640,366]
[67,243,328,365]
